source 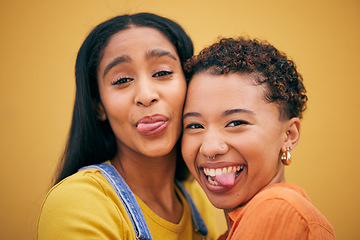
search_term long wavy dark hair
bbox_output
[55,13,193,185]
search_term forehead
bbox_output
[184,71,282,117]
[103,26,175,54]
[186,72,263,103]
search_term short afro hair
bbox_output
[185,37,308,120]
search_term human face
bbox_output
[97,26,186,158]
[182,72,290,210]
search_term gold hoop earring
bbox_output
[281,148,292,166]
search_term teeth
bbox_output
[209,169,216,177]
[203,165,243,177]
[203,165,244,186]
[207,176,219,186]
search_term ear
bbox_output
[93,101,107,121]
[282,117,301,152]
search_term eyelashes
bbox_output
[185,123,204,129]
[185,120,249,130]
[111,70,173,86]
[226,120,249,127]
[152,70,173,78]
[112,77,133,85]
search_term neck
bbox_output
[111,146,182,223]
[269,164,286,185]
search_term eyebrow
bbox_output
[222,108,255,117]
[103,55,131,78]
[183,112,201,119]
[146,49,177,61]
[183,108,254,120]
[102,49,177,79]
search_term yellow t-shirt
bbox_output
[137,187,204,239]
[37,167,223,240]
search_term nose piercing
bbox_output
[207,155,216,160]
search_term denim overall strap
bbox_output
[175,180,208,236]
[79,162,152,240]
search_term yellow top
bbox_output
[37,167,222,240]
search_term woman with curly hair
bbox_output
[181,37,335,239]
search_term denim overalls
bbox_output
[80,162,208,240]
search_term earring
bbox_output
[281,147,292,166]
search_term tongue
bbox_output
[214,172,236,187]
[137,121,164,132]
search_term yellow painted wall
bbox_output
[1,0,359,239]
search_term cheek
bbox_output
[229,134,267,166]
[100,92,131,127]
[169,79,186,104]
[103,98,127,119]
[166,84,186,124]
[181,135,198,167]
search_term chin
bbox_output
[145,149,172,158]
[142,140,176,156]
[211,199,239,211]
[204,193,240,211]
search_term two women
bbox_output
[38,12,334,239]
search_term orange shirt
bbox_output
[227,183,335,240]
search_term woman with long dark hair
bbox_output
[37,13,220,240]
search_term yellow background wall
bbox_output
[1,0,359,239]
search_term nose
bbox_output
[134,77,159,107]
[199,129,229,160]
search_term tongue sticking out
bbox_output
[213,172,236,187]
[137,121,165,132]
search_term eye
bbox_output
[226,120,249,127]
[112,77,133,85]
[185,123,204,129]
[153,70,173,78]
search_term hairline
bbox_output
[188,67,289,121]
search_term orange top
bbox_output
[227,183,335,240]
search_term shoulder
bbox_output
[40,168,116,208]
[37,168,135,239]
[229,183,335,239]
[253,183,335,236]
[254,183,329,223]
[252,183,311,210]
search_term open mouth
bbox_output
[202,165,244,187]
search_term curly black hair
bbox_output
[185,37,308,120]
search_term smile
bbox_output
[202,165,244,187]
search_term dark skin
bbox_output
[96,27,187,223]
